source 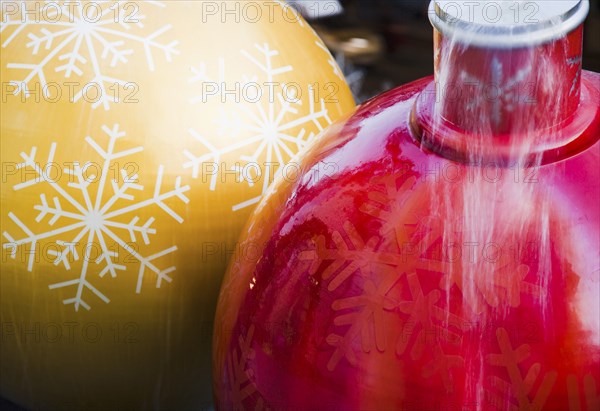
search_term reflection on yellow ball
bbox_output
[0,1,354,409]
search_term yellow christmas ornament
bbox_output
[0,1,355,409]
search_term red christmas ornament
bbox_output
[213,1,600,410]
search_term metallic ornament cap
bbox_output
[429,0,590,48]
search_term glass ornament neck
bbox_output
[428,0,589,136]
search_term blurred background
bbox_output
[301,0,600,102]
[1,1,599,410]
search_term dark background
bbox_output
[311,0,600,102]
[1,1,599,410]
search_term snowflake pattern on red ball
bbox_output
[297,169,473,392]
[485,328,557,411]
[293,165,566,402]
[225,325,271,411]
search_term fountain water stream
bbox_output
[428,2,593,401]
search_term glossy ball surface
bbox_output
[214,72,600,411]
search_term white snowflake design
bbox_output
[459,56,532,126]
[0,0,178,110]
[183,43,333,212]
[2,125,190,311]
[316,40,344,81]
